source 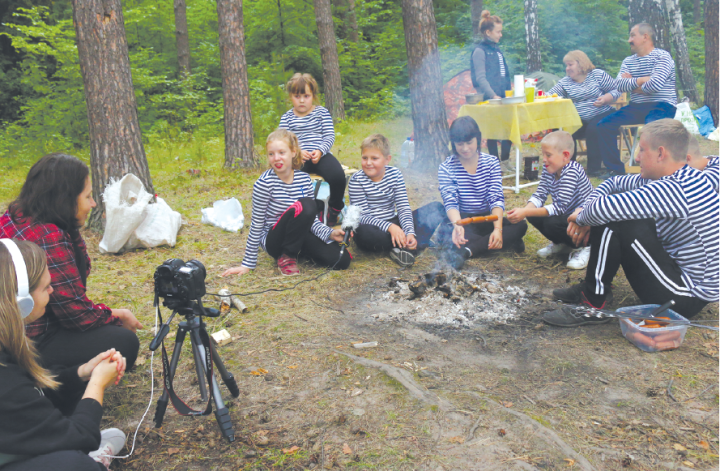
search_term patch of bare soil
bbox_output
[76,167,717,471]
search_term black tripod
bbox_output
[149,299,240,442]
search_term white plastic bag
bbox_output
[201,198,244,232]
[708,127,720,142]
[674,101,700,135]
[99,174,153,254]
[124,197,182,251]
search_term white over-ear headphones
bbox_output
[0,239,35,318]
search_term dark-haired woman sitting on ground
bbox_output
[0,153,141,412]
[437,116,528,270]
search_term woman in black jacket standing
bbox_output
[470,10,513,166]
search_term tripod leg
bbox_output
[154,326,188,428]
[190,336,209,401]
[211,344,240,398]
[189,328,235,442]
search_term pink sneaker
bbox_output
[277,254,300,276]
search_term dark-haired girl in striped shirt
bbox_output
[547,50,619,175]
[437,116,527,270]
[507,132,593,269]
[278,73,346,226]
[348,134,446,267]
[221,129,351,278]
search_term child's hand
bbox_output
[488,227,503,250]
[405,234,417,250]
[88,357,120,390]
[506,208,525,224]
[310,150,323,163]
[301,150,313,162]
[222,266,250,277]
[330,229,347,243]
[78,349,118,381]
[388,224,407,248]
[452,225,467,249]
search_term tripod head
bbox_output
[149,297,220,351]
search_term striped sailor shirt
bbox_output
[438,152,505,214]
[241,170,332,269]
[528,160,593,217]
[547,69,619,120]
[615,48,677,106]
[279,106,335,154]
[348,166,415,234]
[577,166,719,302]
[702,156,719,192]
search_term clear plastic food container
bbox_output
[617,304,688,353]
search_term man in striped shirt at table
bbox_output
[595,23,677,178]
[544,119,718,327]
[685,136,719,192]
[349,134,446,267]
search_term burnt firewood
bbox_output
[435,285,453,297]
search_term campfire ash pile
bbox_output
[375,271,530,326]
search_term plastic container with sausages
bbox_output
[618,304,688,353]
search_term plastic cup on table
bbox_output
[525,87,535,103]
[505,90,513,98]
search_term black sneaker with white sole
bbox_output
[553,282,613,306]
[389,248,415,267]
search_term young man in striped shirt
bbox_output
[595,23,677,177]
[349,134,445,267]
[544,119,718,326]
[685,136,719,192]
[507,131,593,269]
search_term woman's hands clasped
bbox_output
[78,348,126,386]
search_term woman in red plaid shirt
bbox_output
[1,153,140,413]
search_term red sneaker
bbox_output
[327,206,342,226]
[277,254,300,276]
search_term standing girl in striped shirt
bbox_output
[279,73,346,226]
[437,117,527,270]
[507,131,594,269]
[547,50,619,176]
[221,129,351,277]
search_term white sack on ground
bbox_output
[99,174,153,254]
[123,197,182,251]
[201,198,244,232]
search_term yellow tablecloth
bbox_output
[458,99,582,150]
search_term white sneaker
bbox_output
[537,242,570,258]
[567,246,591,270]
[89,428,126,468]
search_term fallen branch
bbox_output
[465,415,483,443]
[681,382,717,403]
[667,379,678,402]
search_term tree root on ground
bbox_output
[336,350,596,471]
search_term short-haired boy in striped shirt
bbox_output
[507,131,594,269]
[685,136,719,192]
[544,119,718,326]
[348,134,446,267]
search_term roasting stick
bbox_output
[570,300,719,331]
[449,215,499,226]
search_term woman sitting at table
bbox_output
[0,153,141,414]
[547,50,620,177]
[470,10,513,168]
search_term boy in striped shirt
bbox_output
[507,131,593,269]
[544,119,718,326]
[685,136,719,192]
[349,134,445,267]
[595,23,677,177]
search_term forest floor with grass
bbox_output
[2,119,718,471]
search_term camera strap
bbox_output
[158,306,214,417]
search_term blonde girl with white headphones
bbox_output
[0,239,127,470]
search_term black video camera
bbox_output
[154,258,206,305]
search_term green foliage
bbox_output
[0,0,709,162]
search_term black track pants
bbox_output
[527,215,577,248]
[353,202,447,252]
[301,152,346,210]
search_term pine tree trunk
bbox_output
[524,0,542,73]
[277,0,285,47]
[71,0,154,232]
[346,0,359,42]
[314,0,346,121]
[628,0,671,52]
[705,0,719,125]
[471,0,483,42]
[665,0,699,103]
[400,0,449,170]
[217,0,256,168]
[174,0,191,78]
[693,0,701,24]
